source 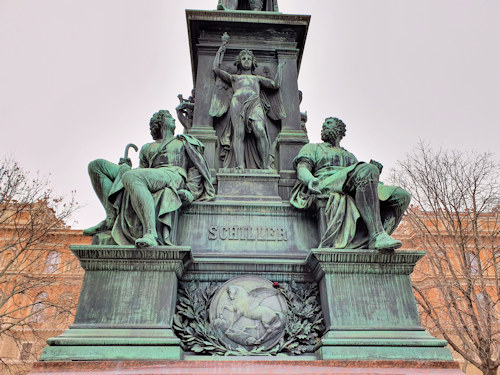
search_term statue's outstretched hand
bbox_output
[308,178,321,194]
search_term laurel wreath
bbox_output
[172,280,324,356]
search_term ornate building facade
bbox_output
[0,219,90,374]
[396,209,500,375]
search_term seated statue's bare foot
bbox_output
[135,233,159,248]
[83,219,112,236]
[369,232,402,251]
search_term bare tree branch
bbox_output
[391,143,499,375]
[0,156,80,373]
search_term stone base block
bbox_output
[30,360,463,374]
[41,328,182,361]
[216,168,282,202]
[39,246,191,362]
[308,249,454,362]
[316,330,451,361]
[40,345,182,362]
[178,201,318,256]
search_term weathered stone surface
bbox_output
[177,201,318,256]
[216,168,282,201]
[308,249,452,361]
[39,246,191,361]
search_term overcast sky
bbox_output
[0,0,498,229]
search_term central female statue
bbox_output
[210,37,286,169]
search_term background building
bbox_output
[397,209,500,375]
[0,200,89,374]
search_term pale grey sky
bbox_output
[0,0,499,229]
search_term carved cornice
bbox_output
[78,260,186,274]
[182,254,312,283]
[307,249,426,279]
[180,201,305,217]
[276,130,309,144]
[186,10,310,85]
[183,271,312,283]
[276,50,299,59]
[69,246,191,276]
[186,10,311,26]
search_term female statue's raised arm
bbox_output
[213,44,232,83]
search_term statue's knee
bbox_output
[121,170,138,188]
[88,159,106,174]
[389,188,411,210]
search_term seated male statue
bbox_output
[83,110,215,247]
[290,117,410,251]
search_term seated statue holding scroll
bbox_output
[290,117,410,251]
[83,110,215,247]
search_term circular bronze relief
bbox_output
[209,275,288,351]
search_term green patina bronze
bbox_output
[83,110,215,247]
[210,33,286,169]
[40,245,191,361]
[308,249,453,361]
[173,278,323,356]
[216,0,279,12]
[39,2,457,366]
[291,117,411,251]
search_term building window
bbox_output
[2,251,14,268]
[45,251,60,273]
[19,342,33,361]
[476,293,486,307]
[466,253,479,275]
[31,292,48,323]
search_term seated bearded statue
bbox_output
[83,110,215,247]
[290,117,410,251]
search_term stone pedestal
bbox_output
[40,246,191,361]
[307,249,452,361]
[177,201,318,256]
[216,168,282,202]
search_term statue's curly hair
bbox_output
[321,117,346,143]
[234,49,258,73]
[149,110,174,140]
